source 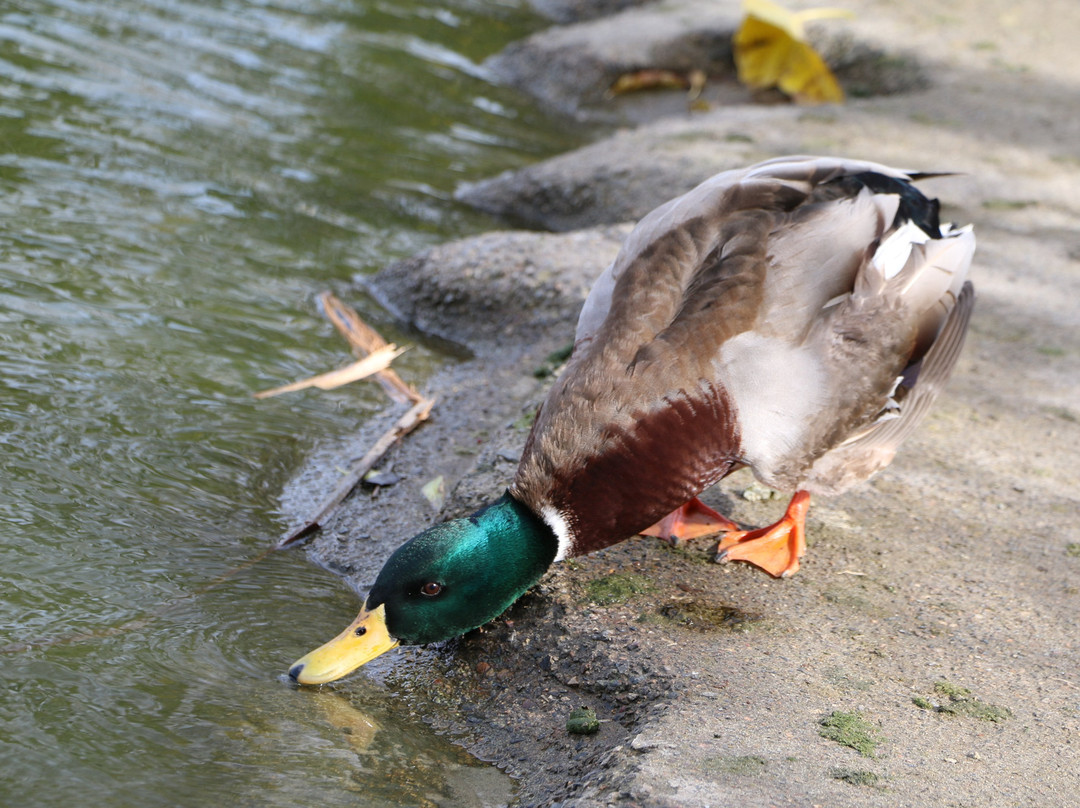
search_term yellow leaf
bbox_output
[421,475,446,510]
[254,344,407,399]
[734,0,853,104]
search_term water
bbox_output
[0,1,582,804]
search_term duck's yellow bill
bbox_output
[288,603,398,685]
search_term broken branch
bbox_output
[318,291,423,404]
[277,395,436,548]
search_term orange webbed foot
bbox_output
[641,497,740,546]
[713,490,810,578]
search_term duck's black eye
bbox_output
[420,581,443,597]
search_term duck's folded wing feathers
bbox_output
[803,281,975,495]
[575,156,912,349]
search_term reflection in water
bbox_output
[307,689,513,807]
[0,0,579,805]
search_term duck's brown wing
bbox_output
[572,156,909,350]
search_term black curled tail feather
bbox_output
[848,171,942,238]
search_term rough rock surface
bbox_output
[286,0,1080,805]
[526,0,657,25]
[487,0,740,122]
[364,226,629,353]
[487,0,925,124]
[456,108,787,231]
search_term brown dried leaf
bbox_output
[254,344,406,399]
[610,69,691,95]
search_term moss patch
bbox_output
[657,600,760,632]
[944,700,1012,722]
[512,408,537,431]
[533,343,574,378]
[566,707,600,735]
[912,681,1013,723]
[831,767,883,787]
[1066,543,1080,558]
[584,573,656,606]
[701,755,767,776]
[656,538,715,566]
[818,711,882,758]
[982,198,1038,210]
[934,681,972,699]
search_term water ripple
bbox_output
[0,0,581,804]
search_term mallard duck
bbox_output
[289,155,975,685]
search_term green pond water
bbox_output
[0,1,583,804]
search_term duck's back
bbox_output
[511,156,975,556]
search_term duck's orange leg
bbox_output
[713,490,810,578]
[641,497,740,546]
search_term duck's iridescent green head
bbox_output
[289,492,557,685]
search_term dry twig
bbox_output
[318,291,423,404]
[278,396,435,548]
[272,292,435,548]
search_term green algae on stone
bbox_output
[657,537,716,565]
[818,711,882,758]
[831,767,883,787]
[944,699,1012,722]
[913,681,1013,723]
[701,755,767,776]
[533,343,574,378]
[566,707,600,735]
[982,198,1039,210]
[512,408,538,431]
[1066,542,1080,558]
[657,600,760,632]
[584,573,655,606]
[934,680,972,699]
